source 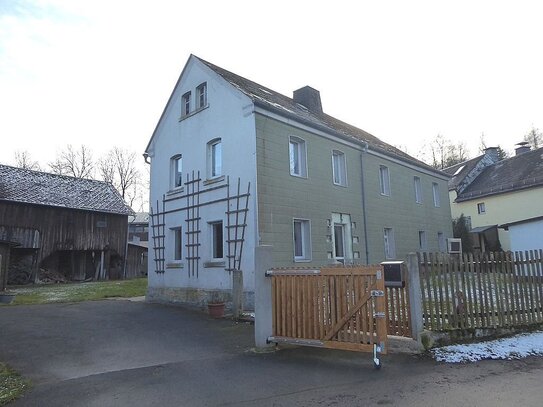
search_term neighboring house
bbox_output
[145,55,453,308]
[499,216,543,253]
[445,144,543,252]
[127,212,149,277]
[0,164,134,283]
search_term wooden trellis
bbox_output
[149,174,250,277]
[149,197,166,274]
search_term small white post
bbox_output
[254,245,274,350]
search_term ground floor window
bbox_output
[293,219,311,261]
[210,221,223,259]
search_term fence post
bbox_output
[406,253,424,342]
[254,245,274,350]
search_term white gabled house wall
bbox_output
[146,56,258,307]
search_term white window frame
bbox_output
[196,82,207,109]
[170,154,183,190]
[332,150,347,186]
[477,202,486,214]
[182,91,191,117]
[289,136,307,178]
[171,227,182,261]
[293,218,311,262]
[209,221,224,260]
[379,165,390,196]
[207,138,222,179]
[418,230,427,251]
[432,182,440,207]
[384,227,396,259]
[414,176,422,204]
[333,223,346,262]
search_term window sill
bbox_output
[166,262,184,269]
[289,173,308,179]
[166,187,184,196]
[333,182,347,188]
[294,258,312,263]
[203,175,225,186]
[204,260,225,268]
[178,104,209,121]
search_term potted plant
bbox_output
[207,292,225,318]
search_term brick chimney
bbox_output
[515,142,531,156]
[293,86,322,114]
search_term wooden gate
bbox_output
[266,265,387,355]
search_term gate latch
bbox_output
[373,312,386,318]
[371,290,385,297]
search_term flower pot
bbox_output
[0,293,16,304]
[208,302,225,318]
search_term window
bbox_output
[379,165,390,196]
[384,227,396,259]
[172,227,182,260]
[333,224,345,261]
[196,82,207,109]
[293,219,311,261]
[414,176,422,203]
[438,232,446,252]
[210,221,223,259]
[170,155,182,189]
[182,91,191,116]
[418,230,427,251]
[477,202,486,214]
[289,136,307,177]
[207,138,222,178]
[432,182,440,207]
[332,150,347,186]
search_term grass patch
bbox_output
[0,363,29,406]
[8,278,147,305]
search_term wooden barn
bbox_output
[0,164,134,284]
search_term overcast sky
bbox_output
[1,0,542,169]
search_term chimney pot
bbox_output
[483,147,499,162]
[293,86,323,114]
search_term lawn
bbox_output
[8,278,147,305]
[0,363,29,406]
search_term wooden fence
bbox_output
[386,284,411,337]
[419,250,543,331]
[267,265,387,353]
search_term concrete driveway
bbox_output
[1,300,543,407]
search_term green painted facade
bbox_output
[255,113,452,267]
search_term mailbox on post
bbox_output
[381,261,405,288]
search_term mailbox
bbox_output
[381,261,405,288]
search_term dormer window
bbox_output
[182,91,191,116]
[196,82,207,109]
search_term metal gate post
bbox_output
[254,246,274,350]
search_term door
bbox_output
[331,213,353,263]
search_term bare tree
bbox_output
[524,126,542,149]
[98,147,141,206]
[425,134,469,169]
[14,150,41,170]
[49,145,94,178]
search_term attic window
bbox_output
[453,165,465,176]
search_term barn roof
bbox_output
[0,164,134,216]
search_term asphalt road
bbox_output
[1,300,542,406]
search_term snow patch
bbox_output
[432,331,543,363]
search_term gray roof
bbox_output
[195,56,442,175]
[0,164,134,216]
[456,147,543,202]
[443,154,485,190]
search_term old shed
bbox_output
[0,164,134,284]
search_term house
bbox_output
[0,164,134,283]
[127,212,149,277]
[144,55,453,309]
[445,144,543,252]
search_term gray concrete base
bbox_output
[146,286,255,311]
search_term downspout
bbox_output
[360,142,370,265]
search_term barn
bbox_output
[0,164,134,284]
